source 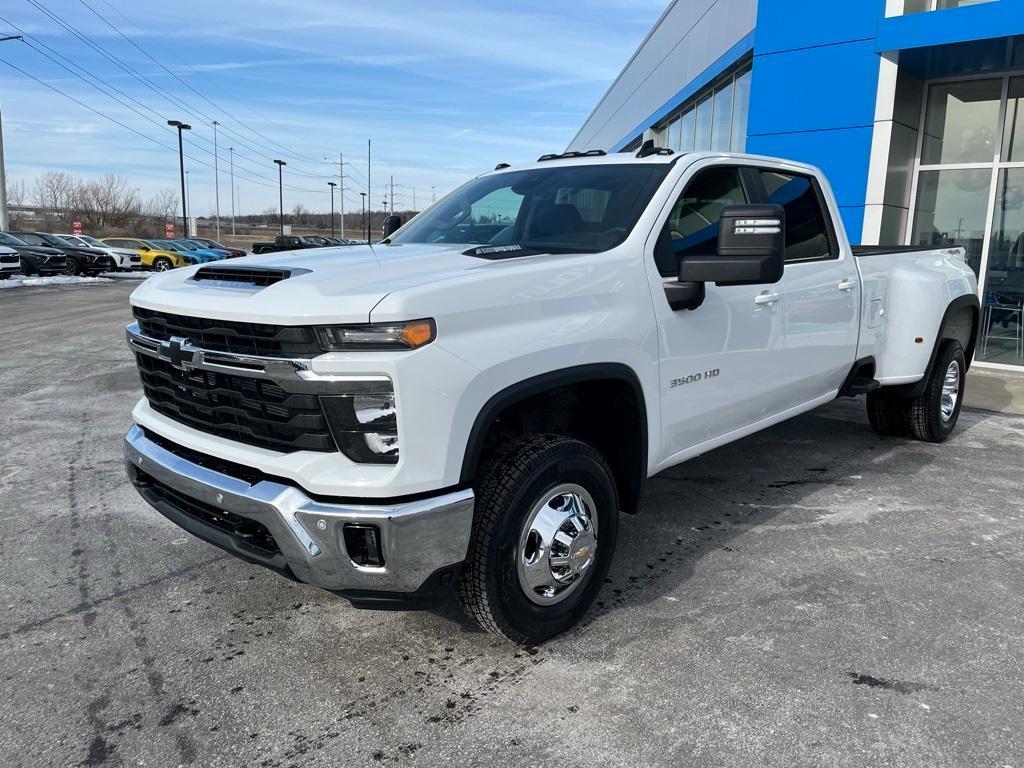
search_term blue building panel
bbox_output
[746,39,880,136]
[753,0,885,55]
[876,0,1024,53]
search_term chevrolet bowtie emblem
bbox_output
[159,336,197,370]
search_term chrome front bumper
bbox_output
[124,425,474,598]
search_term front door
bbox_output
[650,162,789,464]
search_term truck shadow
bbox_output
[424,398,995,638]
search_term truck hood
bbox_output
[130,243,493,324]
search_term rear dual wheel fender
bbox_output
[457,435,618,645]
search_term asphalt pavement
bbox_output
[1,281,1022,767]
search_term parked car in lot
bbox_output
[101,238,189,271]
[189,237,248,258]
[0,231,70,275]
[155,239,224,263]
[10,231,114,276]
[251,234,327,254]
[0,245,19,279]
[59,234,140,271]
[123,150,979,644]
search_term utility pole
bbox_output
[327,181,337,237]
[339,152,345,239]
[367,139,371,244]
[167,120,191,237]
[412,187,416,212]
[431,185,436,203]
[389,175,394,214]
[229,147,236,235]
[382,200,388,214]
[273,159,286,235]
[360,192,367,243]
[212,120,221,238]
[0,36,22,232]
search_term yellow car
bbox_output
[101,238,190,272]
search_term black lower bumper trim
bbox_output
[337,564,462,611]
[132,475,300,583]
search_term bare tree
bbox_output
[144,189,179,222]
[77,174,141,230]
[32,171,79,229]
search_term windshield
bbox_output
[154,240,182,252]
[79,235,104,247]
[0,232,28,246]
[42,234,75,246]
[390,163,669,254]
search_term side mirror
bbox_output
[382,215,402,238]
[679,204,785,286]
[664,204,785,311]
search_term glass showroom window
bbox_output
[911,74,1024,367]
[654,64,751,155]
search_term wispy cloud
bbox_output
[0,0,663,214]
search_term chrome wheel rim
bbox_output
[154,260,169,272]
[940,360,960,423]
[516,483,598,606]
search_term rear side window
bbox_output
[758,170,833,263]
[656,166,748,276]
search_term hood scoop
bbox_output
[190,265,310,289]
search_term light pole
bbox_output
[328,182,337,237]
[167,120,191,237]
[229,147,236,235]
[273,160,286,235]
[212,120,221,239]
[360,192,367,243]
[0,36,22,232]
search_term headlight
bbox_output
[314,319,435,351]
[321,384,399,464]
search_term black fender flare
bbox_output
[458,363,649,512]
[890,293,979,398]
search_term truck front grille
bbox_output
[135,469,281,556]
[135,353,337,453]
[132,307,322,358]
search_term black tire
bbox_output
[907,340,966,443]
[866,389,910,437]
[152,257,173,272]
[457,434,619,645]
[64,258,80,276]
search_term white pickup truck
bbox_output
[124,149,979,644]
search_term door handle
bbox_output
[754,291,781,305]
[837,279,856,292]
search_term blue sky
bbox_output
[0,0,665,217]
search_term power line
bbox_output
[25,0,334,182]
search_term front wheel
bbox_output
[457,435,618,644]
[907,340,967,443]
[63,259,79,276]
[152,257,173,272]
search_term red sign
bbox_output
[72,221,82,235]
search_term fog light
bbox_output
[344,524,384,567]
[320,386,399,464]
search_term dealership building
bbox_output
[569,0,1024,370]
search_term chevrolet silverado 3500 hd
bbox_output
[124,149,979,644]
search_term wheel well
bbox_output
[461,366,647,515]
[941,303,978,368]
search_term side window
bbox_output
[656,166,747,276]
[758,170,833,263]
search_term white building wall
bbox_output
[567,0,758,152]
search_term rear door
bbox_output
[650,161,789,459]
[754,168,860,402]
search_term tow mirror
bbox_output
[382,215,402,238]
[665,204,786,311]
